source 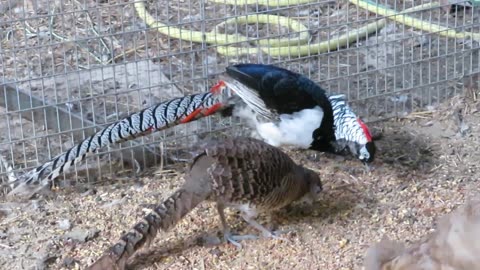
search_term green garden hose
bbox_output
[134,0,479,57]
[350,0,480,40]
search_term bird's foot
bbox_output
[223,231,258,248]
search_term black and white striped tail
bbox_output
[14,92,225,188]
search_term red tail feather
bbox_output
[210,81,226,94]
[180,103,224,124]
[203,103,223,116]
[181,108,203,124]
[357,118,373,142]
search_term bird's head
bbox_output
[358,141,376,164]
[356,118,376,164]
[300,167,323,199]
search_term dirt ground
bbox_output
[0,94,479,270]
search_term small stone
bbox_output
[307,153,321,162]
[57,219,71,231]
[63,228,100,243]
[339,238,349,248]
[208,247,224,257]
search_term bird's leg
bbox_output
[240,211,289,242]
[216,203,257,248]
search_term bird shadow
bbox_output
[278,185,373,228]
[124,187,366,269]
[368,121,439,178]
[125,228,224,270]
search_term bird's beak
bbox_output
[363,162,373,172]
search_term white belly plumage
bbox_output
[233,105,324,149]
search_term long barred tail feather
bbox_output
[86,153,214,270]
[10,92,225,193]
[86,187,209,270]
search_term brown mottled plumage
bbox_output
[364,199,480,270]
[87,137,322,270]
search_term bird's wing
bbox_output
[220,76,275,120]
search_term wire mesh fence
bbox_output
[0,0,479,191]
